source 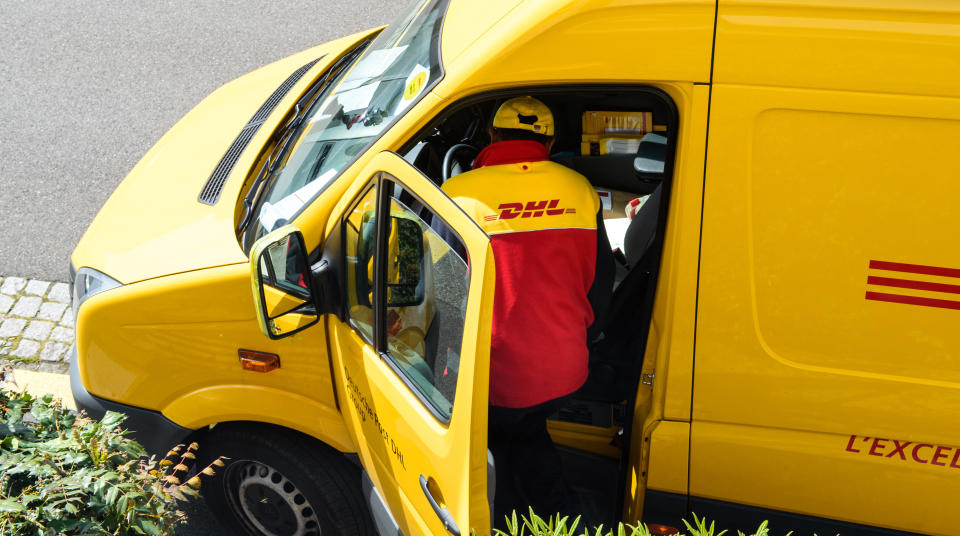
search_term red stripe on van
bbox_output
[865,291,960,311]
[867,276,960,295]
[869,260,960,279]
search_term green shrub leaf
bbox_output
[100,410,126,429]
[0,389,217,535]
[140,519,163,536]
[0,498,26,512]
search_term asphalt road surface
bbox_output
[0,0,404,283]
[1,1,404,534]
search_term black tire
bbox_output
[195,423,375,536]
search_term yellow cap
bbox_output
[492,97,554,137]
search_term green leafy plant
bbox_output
[683,513,726,536]
[0,389,221,535]
[489,508,652,536]
[487,508,815,536]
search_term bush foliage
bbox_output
[0,389,218,535]
[493,509,803,536]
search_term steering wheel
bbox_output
[442,143,480,183]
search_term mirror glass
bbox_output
[253,230,319,339]
[385,215,425,307]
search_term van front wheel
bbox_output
[197,424,374,536]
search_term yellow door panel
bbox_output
[695,75,960,532]
[329,151,495,535]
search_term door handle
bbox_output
[419,474,460,536]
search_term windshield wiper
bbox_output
[236,107,310,234]
[236,43,371,236]
[237,63,353,234]
[236,161,270,234]
[305,143,333,182]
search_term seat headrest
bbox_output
[633,133,668,179]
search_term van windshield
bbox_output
[248,0,448,243]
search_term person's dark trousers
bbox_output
[488,397,573,529]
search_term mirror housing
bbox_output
[250,225,320,339]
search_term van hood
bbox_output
[71,30,377,285]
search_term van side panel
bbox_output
[76,263,352,452]
[693,2,960,534]
[713,0,960,99]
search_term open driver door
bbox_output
[327,151,495,535]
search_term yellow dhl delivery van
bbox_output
[68,0,960,534]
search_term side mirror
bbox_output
[250,226,319,339]
[385,215,425,307]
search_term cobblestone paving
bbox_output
[0,275,73,373]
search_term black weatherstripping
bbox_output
[197,56,324,206]
[642,490,922,536]
[689,496,924,535]
[641,489,688,529]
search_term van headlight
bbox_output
[71,266,122,318]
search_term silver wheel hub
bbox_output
[233,461,322,536]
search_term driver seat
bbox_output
[622,185,662,271]
[577,183,663,403]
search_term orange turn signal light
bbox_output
[239,349,280,373]
[647,524,680,536]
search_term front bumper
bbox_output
[70,346,193,455]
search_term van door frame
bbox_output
[396,83,683,525]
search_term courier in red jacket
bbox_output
[442,97,614,523]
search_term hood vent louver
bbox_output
[198,56,324,205]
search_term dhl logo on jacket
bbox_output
[447,166,599,236]
[441,140,604,408]
[483,199,577,222]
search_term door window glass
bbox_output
[383,179,469,420]
[344,184,378,342]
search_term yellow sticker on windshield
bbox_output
[403,65,429,102]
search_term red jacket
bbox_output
[442,140,613,408]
